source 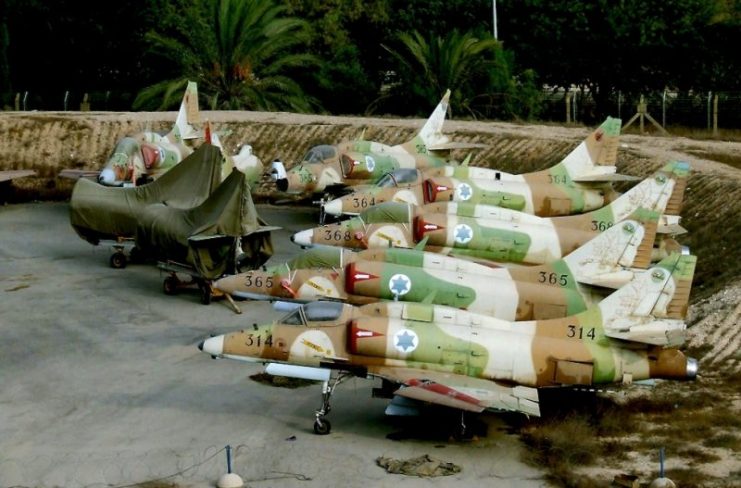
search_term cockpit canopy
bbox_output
[301,145,337,165]
[377,169,421,188]
[281,301,346,326]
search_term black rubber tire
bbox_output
[199,282,212,305]
[163,276,178,295]
[109,252,127,269]
[313,418,331,435]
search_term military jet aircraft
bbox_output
[69,143,271,270]
[60,81,201,186]
[270,90,483,197]
[215,210,661,321]
[198,253,696,434]
[323,117,636,218]
[290,161,689,265]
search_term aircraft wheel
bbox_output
[163,276,179,295]
[313,417,331,435]
[199,282,212,305]
[110,252,127,269]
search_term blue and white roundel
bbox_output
[394,328,419,353]
[365,155,376,172]
[456,183,473,201]
[388,273,411,296]
[454,224,473,244]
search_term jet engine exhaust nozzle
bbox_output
[686,357,698,379]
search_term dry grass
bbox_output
[510,379,741,487]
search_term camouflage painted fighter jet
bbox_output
[290,161,689,265]
[95,81,202,186]
[323,117,636,218]
[198,253,697,434]
[215,211,661,321]
[270,90,482,197]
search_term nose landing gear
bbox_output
[313,371,352,435]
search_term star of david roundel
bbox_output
[388,273,412,296]
[365,155,376,172]
[456,183,473,201]
[394,328,419,353]
[454,224,473,244]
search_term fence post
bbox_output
[662,89,667,129]
[565,92,571,123]
[80,93,90,111]
[14,92,19,110]
[707,91,712,130]
[572,90,578,123]
[713,94,719,136]
[617,91,622,120]
[639,95,645,133]
[64,91,69,111]
[22,91,28,111]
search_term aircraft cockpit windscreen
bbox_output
[377,169,419,188]
[304,301,345,322]
[280,301,345,326]
[301,145,337,164]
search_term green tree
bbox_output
[135,0,318,112]
[380,29,535,119]
[498,0,733,120]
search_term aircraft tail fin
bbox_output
[562,209,659,288]
[587,161,690,224]
[171,81,200,142]
[559,117,625,182]
[596,253,696,346]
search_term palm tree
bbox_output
[380,30,509,118]
[134,0,319,112]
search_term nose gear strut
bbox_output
[313,371,353,435]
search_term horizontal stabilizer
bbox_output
[657,223,687,235]
[572,173,640,182]
[58,169,99,180]
[427,141,489,151]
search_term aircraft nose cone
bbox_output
[197,341,204,351]
[323,198,344,217]
[99,168,116,185]
[199,335,224,356]
[291,229,313,247]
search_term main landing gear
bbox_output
[313,371,352,435]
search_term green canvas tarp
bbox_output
[135,169,273,279]
[69,143,223,245]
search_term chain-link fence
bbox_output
[541,89,741,130]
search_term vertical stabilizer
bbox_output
[171,81,200,142]
[588,161,690,225]
[559,117,623,181]
[595,253,696,345]
[562,209,659,288]
[404,90,451,153]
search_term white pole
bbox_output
[492,0,498,40]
